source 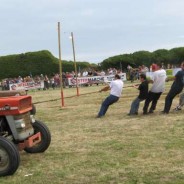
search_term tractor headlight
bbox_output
[15,119,26,129]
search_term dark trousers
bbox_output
[98,95,119,117]
[164,88,183,113]
[143,91,162,113]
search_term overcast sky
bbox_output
[1,0,184,63]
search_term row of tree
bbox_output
[0,50,96,79]
[100,47,184,70]
[0,47,184,79]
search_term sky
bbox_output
[1,0,184,64]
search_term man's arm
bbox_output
[166,76,175,82]
[99,85,110,92]
[147,79,154,84]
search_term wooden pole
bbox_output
[58,22,64,107]
[71,32,79,96]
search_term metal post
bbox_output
[71,32,79,96]
[58,22,64,107]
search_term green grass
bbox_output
[0,81,184,183]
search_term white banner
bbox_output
[68,73,127,86]
[9,81,44,91]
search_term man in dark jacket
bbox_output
[162,62,184,114]
[128,73,148,115]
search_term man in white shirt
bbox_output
[143,63,167,114]
[97,74,124,118]
[82,70,88,77]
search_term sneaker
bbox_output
[174,107,181,111]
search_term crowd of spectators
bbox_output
[127,63,179,83]
[0,64,179,90]
[0,68,124,90]
[1,74,60,90]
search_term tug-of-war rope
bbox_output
[33,84,142,105]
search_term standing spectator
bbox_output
[82,70,88,77]
[143,63,167,114]
[62,72,66,88]
[97,74,124,118]
[93,70,98,76]
[127,65,132,71]
[44,75,49,90]
[54,73,60,87]
[162,62,184,114]
[108,68,113,75]
[88,70,93,76]
[161,63,166,69]
[17,76,23,83]
[66,72,72,87]
[141,65,149,74]
[100,70,106,76]
[128,74,148,115]
[129,69,135,83]
[50,77,55,89]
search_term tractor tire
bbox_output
[0,137,20,176]
[24,120,51,153]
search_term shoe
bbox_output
[174,107,181,111]
[96,115,103,118]
[149,110,154,113]
[143,112,148,115]
[161,111,169,114]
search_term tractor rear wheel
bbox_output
[0,137,20,176]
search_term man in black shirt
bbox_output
[128,73,148,115]
[162,62,184,114]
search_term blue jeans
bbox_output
[98,95,119,117]
[129,97,143,114]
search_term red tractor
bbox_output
[0,91,51,176]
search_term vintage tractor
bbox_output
[0,91,51,176]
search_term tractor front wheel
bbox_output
[0,137,20,176]
[24,120,51,153]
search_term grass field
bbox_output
[0,81,183,184]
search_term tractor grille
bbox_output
[19,97,32,111]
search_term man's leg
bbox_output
[149,92,162,113]
[164,89,180,113]
[129,97,142,115]
[143,91,153,114]
[98,95,119,117]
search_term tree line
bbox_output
[100,47,184,70]
[0,50,96,79]
[0,47,184,79]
